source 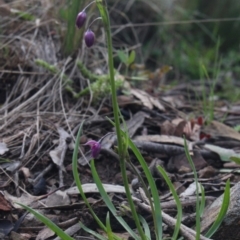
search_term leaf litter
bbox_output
[0,2,240,240]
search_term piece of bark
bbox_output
[201,181,240,239]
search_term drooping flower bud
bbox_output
[76,11,87,29]
[84,140,101,158]
[84,29,95,48]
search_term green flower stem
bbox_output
[95,1,146,239]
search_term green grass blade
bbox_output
[204,179,230,238]
[79,222,108,240]
[104,120,145,240]
[16,203,74,240]
[125,136,162,240]
[63,0,83,55]
[183,137,200,240]
[106,212,114,240]
[199,184,206,217]
[72,123,107,232]
[157,165,182,240]
[138,215,151,240]
[90,160,140,240]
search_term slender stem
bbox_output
[83,0,96,11]
[88,17,102,29]
[95,1,146,239]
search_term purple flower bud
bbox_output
[84,29,95,48]
[76,11,87,29]
[84,140,101,158]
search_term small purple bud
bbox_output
[84,140,101,158]
[84,29,95,48]
[76,11,87,29]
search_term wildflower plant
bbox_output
[17,1,230,239]
[84,140,101,158]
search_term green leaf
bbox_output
[124,134,162,240]
[106,212,114,240]
[127,50,136,65]
[90,160,139,240]
[204,179,230,238]
[138,215,151,240]
[16,203,74,240]
[79,222,108,240]
[16,11,35,21]
[72,123,107,233]
[117,50,128,64]
[234,125,240,132]
[199,184,206,217]
[157,166,182,240]
[204,144,240,162]
[230,156,240,164]
[0,157,10,163]
[184,137,200,240]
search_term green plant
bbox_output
[17,1,231,239]
[184,137,230,239]
[60,0,85,55]
[199,38,221,124]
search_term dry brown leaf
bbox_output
[183,120,201,141]
[198,166,216,178]
[167,151,207,173]
[36,227,55,240]
[20,167,31,179]
[117,95,137,107]
[0,192,12,211]
[49,128,72,171]
[171,118,201,141]
[3,192,38,209]
[45,190,70,208]
[130,88,153,109]
[65,183,126,195]
[130,88,165,111]
[149,95,165,111]
[0,142,8,155]
[10,231,31,240]
[134,134,193,151]
[160,120,176,135]
[162,95,184,108]
[180,182,202,197]
[203,120,240,141]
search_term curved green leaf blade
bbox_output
[106,212,114,240]
[157,165,182,240]
[72,123,107,232]
[79,222,108,240]
[16,203,74,240]
[204,179,230,238]
[125,136,162,240]
[139,215,151,240]
[90,160,139,239]
[184,137,200,240]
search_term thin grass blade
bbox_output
[204,179,230,238]
[79,222,108,240]
[157,165,182,240]
[16,203,74,240]
[138,215,151,240]
[125,135,162,240]
[72,123,107,232]
[184,137,201,240]
[106,212,114,240]
[90,160,140,239]
[199,184,206,217]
